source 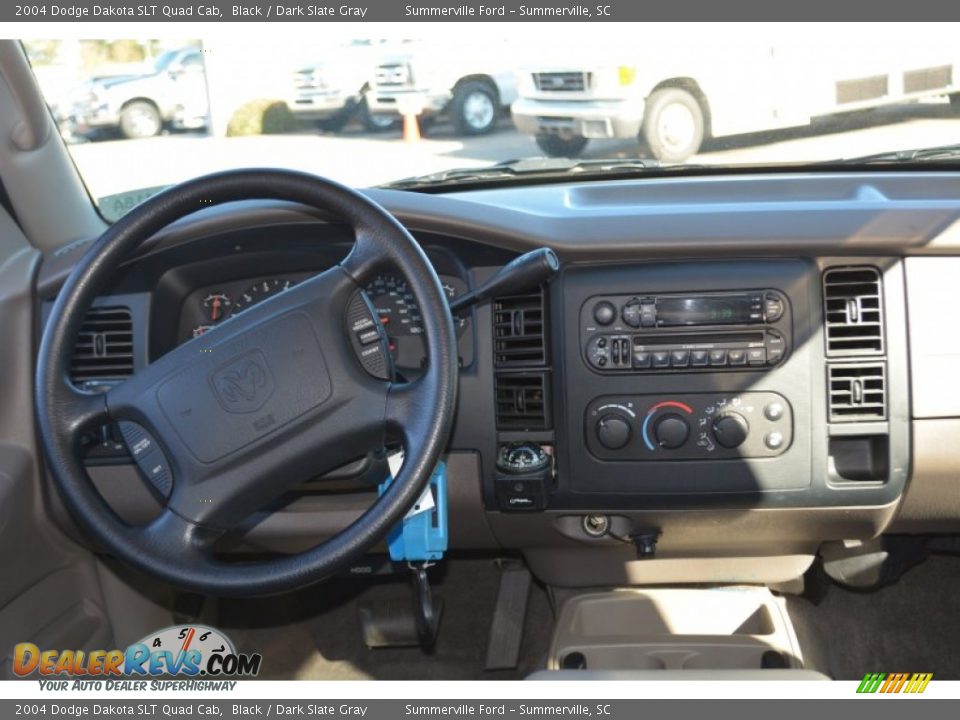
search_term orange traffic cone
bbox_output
[403,112,420,143]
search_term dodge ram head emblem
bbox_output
[210,350,275,413]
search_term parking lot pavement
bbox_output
[68,101,960,204]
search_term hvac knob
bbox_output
[712,412,749,449]
[654,413,689,449]
[596,414,631,450]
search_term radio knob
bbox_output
[712,413,749,449]
[596,414,632,450]
[593,301,616,326]
[621,298,642,327]
[654,413,689,449]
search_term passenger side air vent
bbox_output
[493,289,547,367]
[823,266,884,356]
[70,306,134,384]
[495,372,551,430]
[827,363,886,421]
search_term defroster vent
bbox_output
[70,306,134,384]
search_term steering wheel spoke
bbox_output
[36,169,458,596]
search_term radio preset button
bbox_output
[728,349,747,366]
[709,349,727,366]
[747,348,766,365]
[670,350,690,367]
[652,351,671,368]
[593,301,617,326]
[632,351,652,368]
[691,350,709,366]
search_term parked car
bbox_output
[365,40,518,135]
[287,40,400,133]
[66,47,208,140]
[512,43,960,161]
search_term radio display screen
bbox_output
[657,295,759,326]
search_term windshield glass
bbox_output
[21,26,960,220]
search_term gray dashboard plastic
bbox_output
[30,169,960,553]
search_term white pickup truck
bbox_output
[512,42,960,162]
[365,40,519,136]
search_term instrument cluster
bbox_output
[177,271,471,370]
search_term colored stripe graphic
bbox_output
[857,672,932,693]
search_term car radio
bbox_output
[581,290,790,373]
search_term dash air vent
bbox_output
[828,363,886,421]
[493,290,546,367]
[495,372,551,430]
[70,306,134,384]
[823,266,884,356]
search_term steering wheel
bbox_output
[35,169,459,596]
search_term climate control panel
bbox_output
[585,392,793,460]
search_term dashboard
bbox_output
[34,170,960,585]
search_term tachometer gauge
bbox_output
[202,292,232,322]
[231,278,297,315]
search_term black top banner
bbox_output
[5,0,960,22]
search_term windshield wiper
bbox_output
[379,157,661,190]
[823,143,960,166]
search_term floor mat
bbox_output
[214,555,553,680]
[787,553,960,679]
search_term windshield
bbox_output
[22,26,960,220]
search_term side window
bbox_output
[181,53,203,69]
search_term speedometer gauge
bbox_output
[364,273,467,369]
[365,274,434,336]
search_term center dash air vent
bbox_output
[70,306,134,384]
[495,372,551,430]
[493,289,546,367]
[823,266,884,356]
[828,363,886,421]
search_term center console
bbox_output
[522,258,909,512]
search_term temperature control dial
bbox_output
[596,415,632,450]
[654,414,689,449]
[712,413,749,449]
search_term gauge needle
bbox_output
[380,316,389,325]
[211,297,221,321]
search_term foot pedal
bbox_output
[358,563,443,649]
[484,561,532,671]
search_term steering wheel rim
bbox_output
[35,169,459,596]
